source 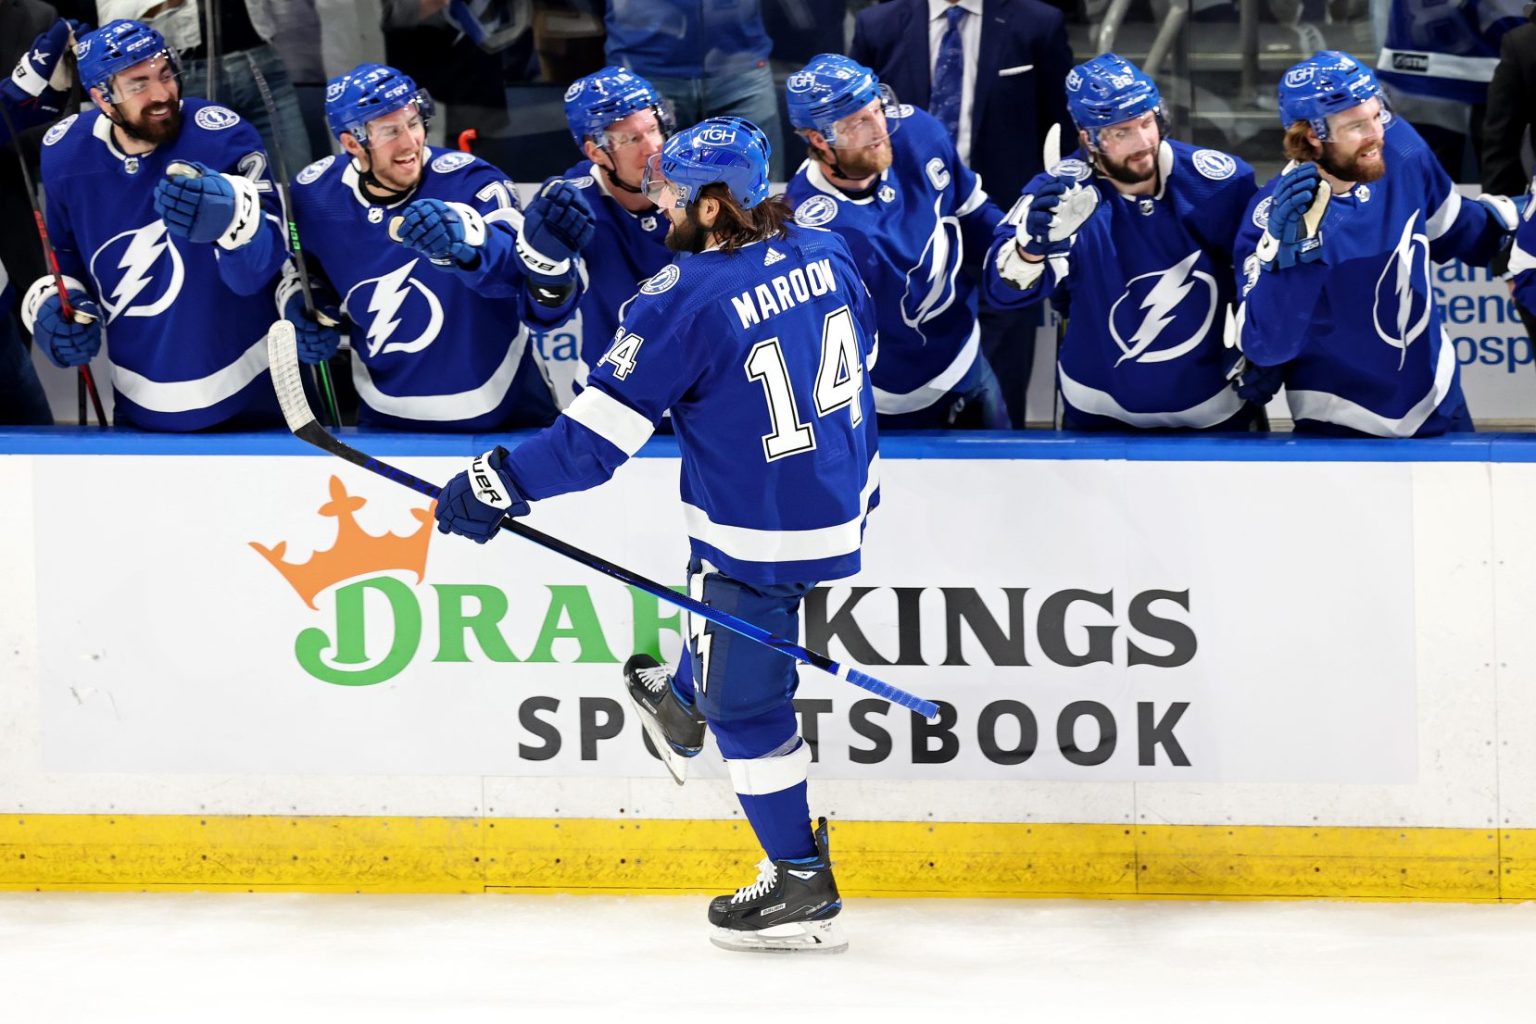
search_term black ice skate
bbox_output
[707,817,846,954]
[623,654,706,785]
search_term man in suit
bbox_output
[850,0,1073,427]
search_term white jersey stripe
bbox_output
[111,335,269,413]
[1286,328,1457,437]
[683,456,880,564]
[564,385,655,456]
[351,327,527,421]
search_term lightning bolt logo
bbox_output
[899,196,965,336]
[1372,213,1430,370]
[1108,251,1217,366]
[90,222,185,321]
[350,259,445,358]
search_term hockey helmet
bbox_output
[563,66,671,150]
[642,117,771,210]
[76,20,180,104]
[1066,53,1162,145]
[324,63,434,144]
[1276,51,1387,140]
[786,53,901,147]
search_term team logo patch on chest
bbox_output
[90,221,186,321]
[345,259,446,357]
[1107,250,1218,366]
[1373,214,1432,368]
[1192,149,1236,180]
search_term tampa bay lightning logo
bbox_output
[795,195,838,227]
[296,155,334,185]
[194,106,241,131]
[1049,158,1092,182]
[900,196,965,331]
[1251,196,1273,229]
[1192,149,1236,180]
[430,151,473,173]
[90,221,186,322]
[345,259,445,357]
[1373,213,1431,369]
[640,264,680,295]
[43,113,76,146]
[1107,250,1218,367]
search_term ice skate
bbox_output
[708,817,846,954]
[623,654,706,785]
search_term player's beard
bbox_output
[1319,139,1386,184]
[665,206,712,254]
[121,100,181,145]
[1096,145,1158,186]
[830,137,892,180]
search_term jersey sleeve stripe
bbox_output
[564,386,655,456]
[681,456,880,564]
[1425,189,1462,240]
[1511,241,1536,276]
[957,180,989,217]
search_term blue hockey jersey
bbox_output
[1233,117,1509,437]
[1505,197,1536,317]
[290,147,583,431]
[1377,0,1525,105]
[503,224,880,586]
[531,160,672,406]
[783,105,1001,418]
[39,100,287,431]
[983,140,1258,430]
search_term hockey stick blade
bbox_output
[1043,122,1062,172]
[266,322,940,720]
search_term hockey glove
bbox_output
[1014,175,1099,258]
[395,198,487,268]
[517,180,596,285]
[1224,352,1285,406]
[3,19,86,115]
[28,289,102,369]
[435,446,531,544]
[275,264,345,365]
[1475,193,1530,234]
[1255,163,1324,273]
[154,161,264,249]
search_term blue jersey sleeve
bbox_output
[1230,184,1327,367]
[981,169,1067,313]
[205,117,288,295]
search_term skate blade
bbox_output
[709,919,847,955]
[627,692,693,786]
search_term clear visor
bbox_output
[107,52,180,102]
[641,151,689,208]
[358,92,435,145]
[1325,98,1390,142]
[827,83,901,149]
[601,102,672,151]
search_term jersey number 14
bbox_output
[745,305,864,462]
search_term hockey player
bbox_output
[1232,51,1525,437]
[537,65,674,405]
[433,118,877,954]
[784,53,1007,429]
[280,63,595,431]
[1,17,86,142]
[22,19,289,431]
[983,54,1267,431]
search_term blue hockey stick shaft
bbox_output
[266,322,939,720]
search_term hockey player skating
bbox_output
[984,53,1271,431]
[1231,51,1525,437]
[433,118,878,954]
[783,53,1008,429]
[537,65,675,405]
[279,63,595,431]
[23,19,290,431]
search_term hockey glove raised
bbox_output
[1255,163,1324,273]
[28,288,102,368]
[1013,175,1099,258]
[395,198,487,268]
[3,19,87,115]
[154,161,264,249]
[517,180,595,285]
[1475,193,1531,234]
[435,446,531,544]
[275,264,344,365]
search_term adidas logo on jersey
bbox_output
[764,247,786,266]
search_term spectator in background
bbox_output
[850,0,1073,428]
[99,0,313,169]
[1483,2,1536,348]
[604,0,784,178]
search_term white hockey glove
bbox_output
[1254,163,1326,272]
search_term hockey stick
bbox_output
[0,96,108,427]
[245,59,344,429]
[266,320,940,720]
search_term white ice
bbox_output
[2,894,1535,1022]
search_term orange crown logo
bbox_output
[252,475,434,609]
